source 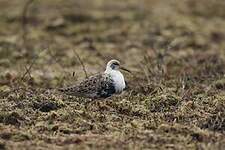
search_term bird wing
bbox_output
[59,73,116,98]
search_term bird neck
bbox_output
[105,68,125,93]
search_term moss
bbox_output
[0,132,30,142]
[147,93,181,112]
[11,133,31,142]
[0,0,225,149]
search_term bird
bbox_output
[59,59,130,99]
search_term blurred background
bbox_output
[0,0,225,149]
[0,0,225,88]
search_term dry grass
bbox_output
[0,0,225,149]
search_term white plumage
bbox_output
[105,68,125,94]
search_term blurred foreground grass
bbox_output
[0,0,225,149]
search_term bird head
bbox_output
[105,59,131,73]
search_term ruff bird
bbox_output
[59,59,130,99]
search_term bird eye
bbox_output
[110,62,119,69]
[109,61,120,70]
[113,62,119,66]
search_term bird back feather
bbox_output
[59,73,116,99]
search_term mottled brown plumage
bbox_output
[59,73,115,98]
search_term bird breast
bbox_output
[108,70,126,93]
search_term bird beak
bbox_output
[120,66,132,73]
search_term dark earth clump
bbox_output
[0,0,225,149]
[32,101,63,112]
[0,112,23,127]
